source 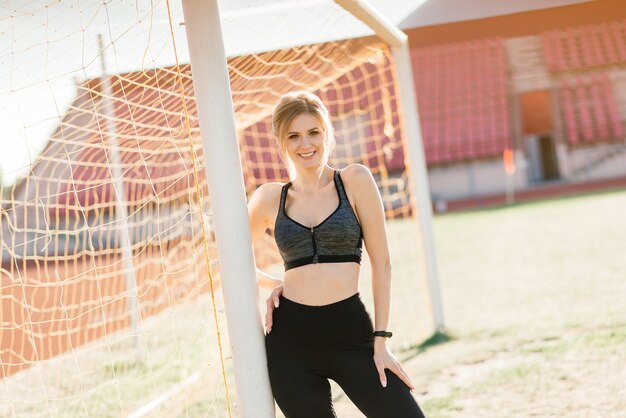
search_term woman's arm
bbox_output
[247,183,284,285]
[348,165,392,336]
[347,164,415,391]
[247,183,284,331]
[247,183,276,246]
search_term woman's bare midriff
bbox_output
[282,262,360,306]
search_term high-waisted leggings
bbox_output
[265,293,425,418]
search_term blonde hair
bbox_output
[272,91,335,179]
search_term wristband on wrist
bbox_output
[373,330,393,338]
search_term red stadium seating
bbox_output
[611,21,626,62]
[542,19,626,71]
[560,79,580,145]
[412,38,511,165]
[566,29,581,69]
[579,27,595,67]
[575,77,594,142]
[559,73,625,146]
[589,75,610,140]
[600,73,625,139]
[598,24,618,64]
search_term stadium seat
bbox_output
[600,73,625,139]
[599,23,618,64]
[589,76,610,140]
[542,20,626,72]
[580,27,596,67]
[575,77,594,142]
[560,79,579,145]
[611,21,626,62]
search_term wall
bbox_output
[428,154,529,201]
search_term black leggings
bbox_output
[265,293,425,418]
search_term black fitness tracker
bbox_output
[373,330,393,338]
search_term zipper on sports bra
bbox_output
[310,227,318,263]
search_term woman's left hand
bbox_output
[265,284,283,334]
[373,340,415,391]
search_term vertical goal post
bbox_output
[334,0,445,331]
[180,0,275,417]
[97,33,145,362]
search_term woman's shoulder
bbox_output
[338,164,374,185]
[250,181,287,203]
[337,165,378,205]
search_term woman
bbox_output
[248,91,425,418]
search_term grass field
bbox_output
[371,189,626,418]
[2,189,625,417]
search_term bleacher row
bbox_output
[412,38,511,165]
[560,72,624,145]
[543,20,626,71]
[411,25,626,166]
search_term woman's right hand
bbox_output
[265,284,283,334]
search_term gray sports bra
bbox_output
[274,170,363,271]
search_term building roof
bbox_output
[398,0,595,29]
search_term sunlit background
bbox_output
[1,0,625,417]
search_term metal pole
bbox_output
[334,0,405,47]
[392,42,445,331]
[97,34,144,359]
[333,0,445,332]
[180,1,274,416]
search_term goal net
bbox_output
[0,1,432,416]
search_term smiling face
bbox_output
[272,91,336,179]
[283,113,326,173]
